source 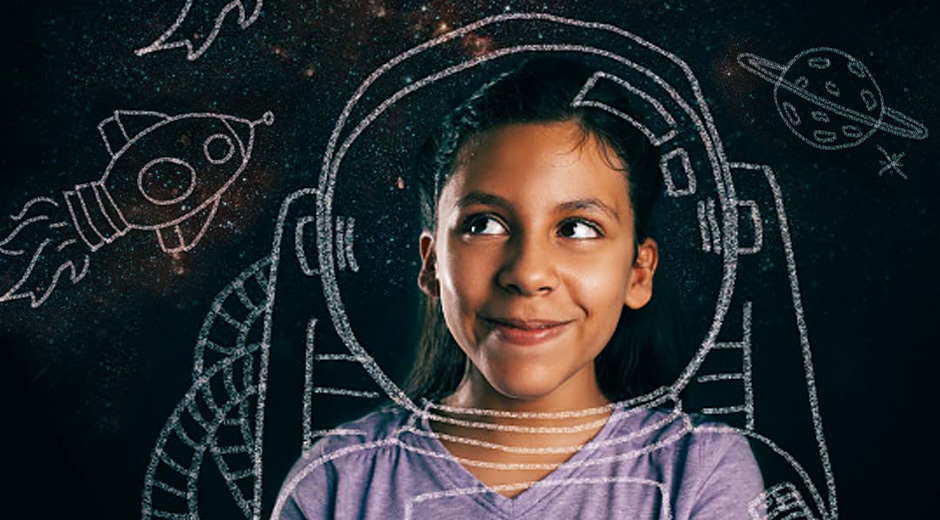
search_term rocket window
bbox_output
[204,133,236,165]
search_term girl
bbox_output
[274,57,763,519]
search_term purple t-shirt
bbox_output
[272,398,764,519]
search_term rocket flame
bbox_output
[0,197,91,308]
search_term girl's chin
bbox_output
[482,371,566,403]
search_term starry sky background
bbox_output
[1,0,938,518]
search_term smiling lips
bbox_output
[482,316,572,346]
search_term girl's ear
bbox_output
[418,231,440,297]
[624,237,658,310]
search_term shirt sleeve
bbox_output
[689,433,765,520]
[270,451,336,520]
[273,494,310,520]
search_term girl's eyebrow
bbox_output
[457,191,620,221]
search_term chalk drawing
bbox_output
[696,301,755,430]
[0,109,274,309]
[737,47,928,150]
[136,0,263,61]
[876,145,907,179]
[749,482,817,520]
[142,13,838,520]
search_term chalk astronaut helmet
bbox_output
[287,13,835,520]
[310,13,736,413]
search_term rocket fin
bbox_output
[98,110,170,157]
[113,110,171,142]
[176,198,220,252]
[155,225,184,253]
[155,198,220,254]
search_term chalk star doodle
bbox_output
[0,109,274,308]
[876,145,907,179]
[144,13,838,520]
[136,0,263,61]
[737,47,928,150]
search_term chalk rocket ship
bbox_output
[67,109,274,253]
[0,108,273,309]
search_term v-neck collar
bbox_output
[406,399,630,518]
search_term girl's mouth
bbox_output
[483,318,572,346]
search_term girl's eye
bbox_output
[463,215,601,240]
[463,215,507,236]
[559,219,602,239]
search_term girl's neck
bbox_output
[427,366,615,493]
[440,366,612,420]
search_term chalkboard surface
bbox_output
[2,1,937,518]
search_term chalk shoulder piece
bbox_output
[64,110,274,253]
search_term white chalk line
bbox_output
[313,353,367,362]
[0,237,91,308]
[696,373,745,383]
[9,196,58,221]
[334,217,345,272]
[416,390,677,435]
[742,301,755,430]
[659,148,697,197]
[706,198,722,253]
[343,217,359,272]
[0,215,49,252]
[303,319,317,452]
[249,188,320,519]
[294,216,318,276]
[135,0,264,61]
[876,145,907,179]
[697,199,712,253]
[737,200,764,254]
[573,70,680,144]
[404,405,683,456]
[748,482,816,520]
[145,245,278,518]
[730,162,837,519]
[193,256,269,374]
[142,341,261,519]
[313,387,380,399]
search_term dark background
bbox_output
[2,1,938,518]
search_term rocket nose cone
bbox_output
[219,112,273,159]
[224,119,255,159]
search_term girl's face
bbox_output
[418,121,657,408]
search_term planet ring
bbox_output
[737,53,928,141]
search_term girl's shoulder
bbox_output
[276,404,415,496]
[304,402,415,457]
[602,402,757,463]
[323,402,413,440]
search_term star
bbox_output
[876,145,907,180]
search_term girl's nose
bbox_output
[496,233,559,296]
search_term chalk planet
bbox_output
[737,47,928,150]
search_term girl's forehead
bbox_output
[442,121,631,212]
